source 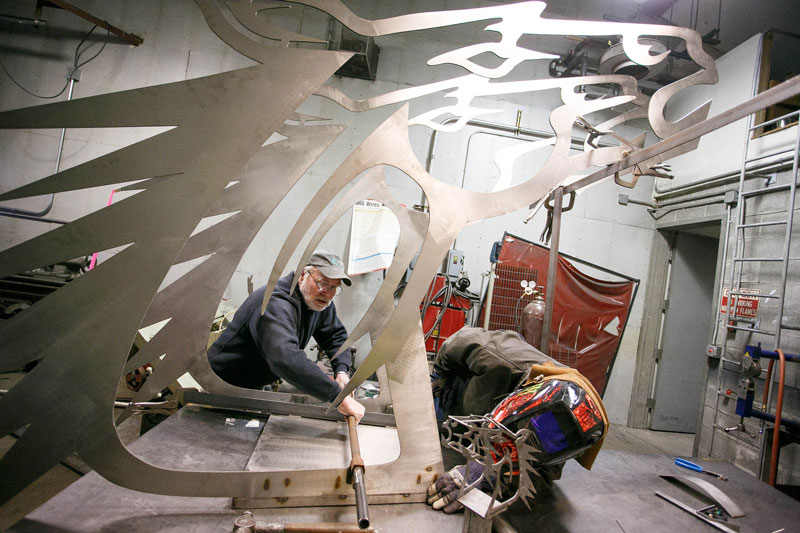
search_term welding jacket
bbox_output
[431,327,558,419]
[431,327,566,492]
[431,327,608,470]
[208,272,352,403]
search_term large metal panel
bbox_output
[651,232,719,432]
[6,0,800,510]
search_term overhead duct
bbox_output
[597,38,668,80]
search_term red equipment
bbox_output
[421,274,471,353]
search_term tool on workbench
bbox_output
[346,415,370,529]
[675,458,728,481]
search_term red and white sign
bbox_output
[720,288,760,318]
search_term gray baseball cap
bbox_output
[307,249,351,286]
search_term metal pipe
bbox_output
[233,512,375,533]
[750,409,798,432]
[749,346,800,363]
[656,190,724,207]
[769,349,785,487]
[43,0,143,46]
[0,212,69,224]
[540,187,563,354]
[711,204,733,346]
[346,415,369,530]
[653,156,795,198]
[182,390,394,427]
[650,197,723,220]
[0,77,76,222]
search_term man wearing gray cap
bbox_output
[208,250,365,422]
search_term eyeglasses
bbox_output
[309,275,343,295]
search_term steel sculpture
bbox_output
[1,0,765,510]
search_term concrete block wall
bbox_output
[693,165,800,487]
[650,32,800,485]
[1,0,671,425]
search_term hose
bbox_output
[513,294,526,333]
[769,349,785,487]
[421,284,447,340]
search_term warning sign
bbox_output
[720,288,760,318]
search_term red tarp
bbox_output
[480,233,637,395]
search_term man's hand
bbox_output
[337,395,365,424]
[426,463,489,514]
[335,371,350,391]
[426,464,466,513]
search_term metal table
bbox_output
[10,404,460,532]
[10,404,799,532]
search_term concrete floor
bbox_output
[603,424,694,456]
[0,369,695,530]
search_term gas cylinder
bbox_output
[522,290,545,348]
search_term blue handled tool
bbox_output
[675,458,727,481]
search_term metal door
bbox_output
[650,232,718,433]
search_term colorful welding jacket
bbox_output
[489,379,605,467]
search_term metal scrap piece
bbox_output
[655,491,739,533]
[661,474,744,518]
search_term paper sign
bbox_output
[347,200,400,275]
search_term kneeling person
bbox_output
[427,327,607,513]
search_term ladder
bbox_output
[709,103,800,476]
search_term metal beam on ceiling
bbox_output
[37,0,143,46]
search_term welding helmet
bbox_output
[489,378,605,466]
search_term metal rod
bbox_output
[182,391,395,427]
[740,183,791,197]
[654,156,795,197]
[748,346,800,363]
[728,291,779,299]
[711,204,732,345]
[281,524,373,533]
[234,511,375,533]
[739,220,787,229]
[751,408,799,432]
[482,262,497,329]
[540,187,563,354]
[346,415,369,530]
[0,77,75,222]
[0,212,69,224]
[749,108,800,131]
[43,0,143,46]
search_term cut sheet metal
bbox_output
[300,0,716,137]
[280,166,428,360]
[655,491,739,533]
[225,1,326,45]
[0,6,350,507]
[330,95,639,402]
[117,124,345,422]
[662,475,744,518]
[0,0,746,509]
